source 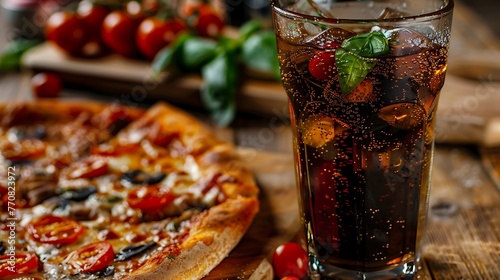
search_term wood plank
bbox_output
[424,147,500,279]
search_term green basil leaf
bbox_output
[239,20,263,41]
[181,37,218,71]
[0,39,41,72]
[341,31,389,58]
[335,48,377,94]
[242,31,281,80]
[201,50,239,126]
[152,33,192,73]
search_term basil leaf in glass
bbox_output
[335,49,377,95]
[341,31,389,58]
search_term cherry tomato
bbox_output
[31,72,62,98]
[77,1,110,57]
[101,10,141,58]
[45,11,89,56]
[27,215,84,244]
[0,252,38,277]
[127,185,175,212]
[65,241,115,274]
[77,1,109,40]
[308,42,341,80]
[272,242,308,279]
[66,156,109,179]
[281,277,300,280]
[193,6,224,38]
[136,17,186,60]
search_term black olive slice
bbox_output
[121,170,166,185]
[114,242,157,262]
[61,186,98,202]
[0,241,5,255]
[97,265,115,277]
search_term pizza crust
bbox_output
[126,197,259,280]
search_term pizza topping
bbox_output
[97,265,115,277]
[121,170,166,186]
[69,204,98,221]
[66,156,109,179]
[0,252,38,277]
[91,143,140,156]
[1,139,46,161]
[7,125,46,141]
[97,229,120,240]
[60,186,98,202]
[64,241,115,274]
[114,241,157,262]
[0,241,5,254]
[126,185,175,213]
[26,182,57,206]
[27,215,85,244]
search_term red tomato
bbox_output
[65,241,115,274]
[272,242,308,279]
[2,193,28,209]
[194,6,224,38]
[101,10,141,58]
[27,215,84,244]
[0,252,38,277]
[136,17,186,60]
[45,11,88,56]
[127,185,175,212]
[308,43,341,80]
[77,1,110,57]
[66,156,109,179]
[31,72,62,98]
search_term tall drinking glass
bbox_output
[271,0,453,279]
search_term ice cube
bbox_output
[384,28,434,57]
[378,102,425,130]
[306,28,355,49]
[288,0,335,18]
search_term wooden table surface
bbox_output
[1,1,499,279]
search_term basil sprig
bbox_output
[335,31,389,94]
[153,20,279,126]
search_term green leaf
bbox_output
[152,33,193,73]
[0,39,41,72]
[201,49,239,126]
[242,31,281,80]
[341,31,389,58]
[335,48,377,94]
[239,20,263,41]
[180,37,218,71]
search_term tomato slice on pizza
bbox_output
[27,215,85,245]
[0,252,38,277]
[64,241,115,274]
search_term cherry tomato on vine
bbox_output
[45,11,89,56]
[31,72,62,98]
[65,241,115,274]
[136,17,186,60]
[127,185,175,213]
[184,4,224,38]
[27,215,85,244]
[272,242,308,279]
[102,10,141,58]
[77,1,109,40]
[76,1,110,56]
[0,252,38,277]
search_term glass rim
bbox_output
[271,0,454,24]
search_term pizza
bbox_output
[0,100,259,279]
